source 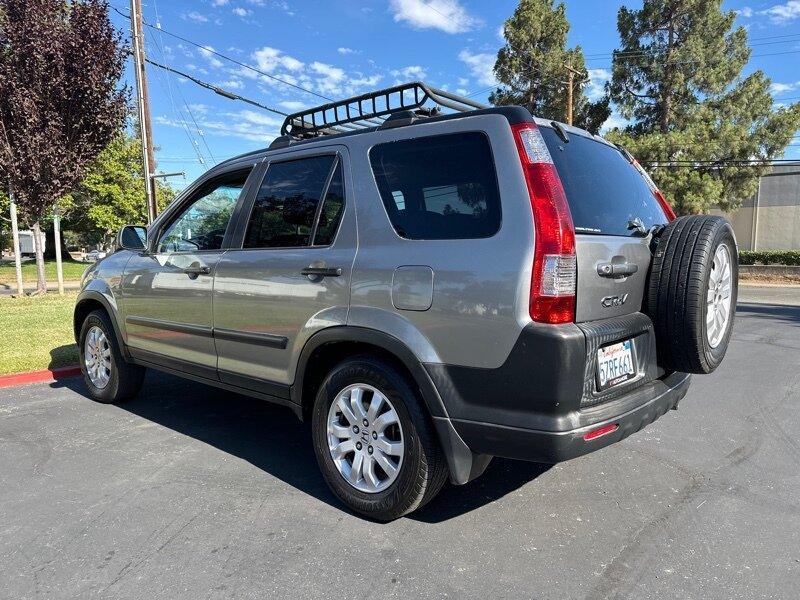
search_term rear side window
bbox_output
[370,132,501,240]
[540,127,668,236]
[244,155,337,248]
[313,162,345,246]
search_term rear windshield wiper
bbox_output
[550,121,569,143]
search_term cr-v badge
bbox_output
[602,294,629,308]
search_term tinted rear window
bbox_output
[370,132,501,240]
[540,127,668,236]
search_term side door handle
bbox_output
[183,263,211,279]
[597,262,638,278]
[301,266,342,280]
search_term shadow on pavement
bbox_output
[58,371,548,523]
[736,302,800,324]
[410,459,551,523]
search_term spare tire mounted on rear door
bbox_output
[646,215,738,375]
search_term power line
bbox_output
[145,28,208,166]
[583,32,800,60]
[585,48,800,68]
[144,58,289,117]
[109,4,333,102]
[145,27,214,164]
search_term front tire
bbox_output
[78,309,145,403]
[311,356,448,521]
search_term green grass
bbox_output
[0,259,87,285]
[0,292,78,374]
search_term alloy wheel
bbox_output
[84,326,112,389]
[326,383,404,493]
[706,243,733,348]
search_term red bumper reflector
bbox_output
[583,423,619,442]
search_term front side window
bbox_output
[157,171,249,253]
[244,155,343,248]
[370,132,502,240]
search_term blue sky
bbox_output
[109,0,800,188]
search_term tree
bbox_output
[607,0,800,214]
[61,130,175,248]
[491,0,610,133]
[0,0,127,293]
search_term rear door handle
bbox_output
[301,266,342,279]
[183,264,211,278]
[597,262,638,278]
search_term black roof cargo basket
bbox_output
[279,81,488,139]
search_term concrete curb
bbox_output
[740,265,800,278]
[0,366,82,389]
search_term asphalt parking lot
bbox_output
[2,295,799,599]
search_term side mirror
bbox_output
[117,225,147,251]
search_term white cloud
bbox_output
[182,11,209,23]
[156,109,283,143]
[337,47,358,55]
[252,46,304,72]
[212,0,230,6]
[458,50,496,86]
[769,81,800,94]
[310,62,346,95]
[348,74,383,88]
[232,7,252,17]
[760,1,800,24]
[198,45,224,69]
[279,100,307,111]
[391,65,427,81]
[586,68,610,101]
[217,79,245,90]
[599,111,629,134]
[736,7,754,18]
[389,0,481,34]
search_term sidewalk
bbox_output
[0,282,82,296]
[738,282,800,306]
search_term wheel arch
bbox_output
[292,326,448,421]
[292,326,489,485]
[74,290,130,360]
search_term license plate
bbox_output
[596,340,636,391]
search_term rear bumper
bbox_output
[424,315,691,467]
[449,370,690,463]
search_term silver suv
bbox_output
[74,83,737,520]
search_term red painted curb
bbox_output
[0,365,82,389]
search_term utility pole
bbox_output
[53,205,64,295]
[564,62,582,126]
[129,0,157,224]
[8,184,24,297]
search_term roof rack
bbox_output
[279,81,489,139]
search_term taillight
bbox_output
[511,122,576,325]
[653,189,676,221]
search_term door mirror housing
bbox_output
[117,225,148,251]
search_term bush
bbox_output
[739,250,800,266]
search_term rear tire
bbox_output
[311,356,448,521]
[78,310,145,403]
[646,215,738,374]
